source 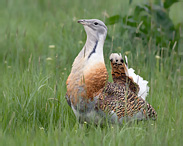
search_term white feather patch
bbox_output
[128,68,149,100]
[124,55,149,100]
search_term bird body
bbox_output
[66,19,157,124]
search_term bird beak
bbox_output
[77,19,88,25]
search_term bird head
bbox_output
[78,19,107,41]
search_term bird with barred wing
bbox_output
[66,19,157,124]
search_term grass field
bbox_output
[0,0,183,145]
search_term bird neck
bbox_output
[84,34,105,63]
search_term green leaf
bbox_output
[164,0,179,8]
[169,2,183,27]
[105,15,122,25]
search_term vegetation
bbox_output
[0,0,183,145]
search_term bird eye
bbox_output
[94,22,98,25]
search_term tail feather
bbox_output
[124,55,149,100]
[128,68,149,100]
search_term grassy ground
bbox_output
[0,0,183,145]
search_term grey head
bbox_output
[78,19,107,41]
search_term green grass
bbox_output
[0,0,183,145]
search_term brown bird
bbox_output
[66,19,157,124]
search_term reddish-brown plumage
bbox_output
[110,58,140,94]
[66,62,108,106]
[84,63,108,100]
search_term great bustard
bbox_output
[66,19,157,124]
